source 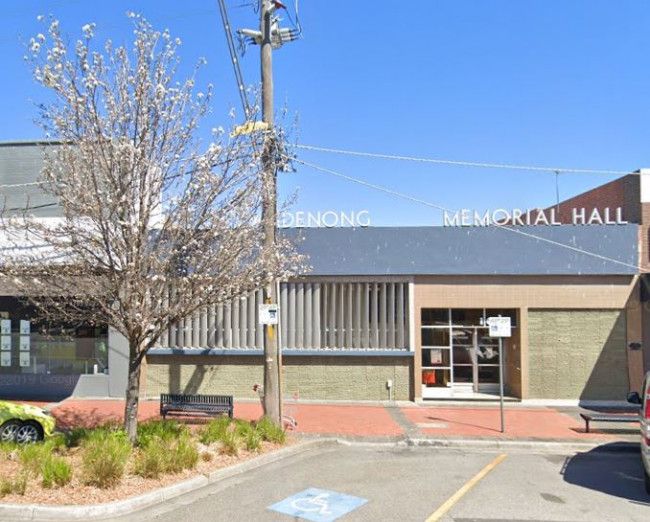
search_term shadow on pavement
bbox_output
[562,442,650,505]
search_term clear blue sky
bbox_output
[1,1,648,225]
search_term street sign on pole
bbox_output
[488,316,511,338]
[487,316,511,433]
[259,304,279,325]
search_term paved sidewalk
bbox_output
[41,398,640,443]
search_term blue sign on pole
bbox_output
[268,487,368,522]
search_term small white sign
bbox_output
[259,304,279,325]
[487,316,511,338]
[19,352,30,367]
[19,320,30,335]
[0,352,10,367]
[0,335,10,351]
[0,319,10,335]
[19,336,30,352]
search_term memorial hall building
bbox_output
[0,142,648,404]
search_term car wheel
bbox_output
[0,419,22,442]
[645,470,650,495]
[15,421,43,444]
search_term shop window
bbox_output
[422,348,450,367]
[0,297,108,376]
[421,328,450,347]
[451,309,484,326]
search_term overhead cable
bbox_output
[295,144,631,176]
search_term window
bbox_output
[0,297,108,375]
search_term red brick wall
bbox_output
[551,174,640,224]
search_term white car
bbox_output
[627,373,650,493]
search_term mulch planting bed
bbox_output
[0,437,293,505]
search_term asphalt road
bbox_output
[111,444,650,522]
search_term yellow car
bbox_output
[0,401,56,443]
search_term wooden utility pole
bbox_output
[260,0,281,425]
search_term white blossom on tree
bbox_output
[2,14,302,442]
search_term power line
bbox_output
[294,144,632,176]
[288,156,644,273]
[0,181,46,189]
[217,0,252,118]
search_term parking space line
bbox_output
[425,453,507,522]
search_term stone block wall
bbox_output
[144,354,412,401]
[528,309,628,400]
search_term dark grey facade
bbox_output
[283,225,638,276]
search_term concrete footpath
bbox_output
[45,398,639,445]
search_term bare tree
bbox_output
[1,14,299,442]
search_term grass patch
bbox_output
[81,428,131,488]
[234,420,262,452]
[198,417,232,445]
[166,434,198,473]
[0,441,19,457]
[219,429,240,456]
[19,442,55,476]
[133,437,166,478]
[134,433,198,478]
[254,417,286,444]
[200,451,213,462]
[64,427,93,448]
[0,473,27,497]
[41,457,72,488]
[199,416,286,455]
[137,419,188,447]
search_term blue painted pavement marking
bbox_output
[267,487,368,522]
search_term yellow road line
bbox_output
[425,453,507,522]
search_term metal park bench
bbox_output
[579,412,638,433]
[160,393,234,420]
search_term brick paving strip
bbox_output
[46,398,638,443]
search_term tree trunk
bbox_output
[123,343,143,444]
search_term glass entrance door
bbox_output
[421,308,515,398]
[475,329,501,393]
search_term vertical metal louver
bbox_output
[159,281,410,350]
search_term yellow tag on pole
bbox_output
[230,121,270,137]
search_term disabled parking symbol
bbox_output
[268,487,368,521]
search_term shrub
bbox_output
[199,417,233,445]
[255,417,286,444]
[137,419,188,448]
[41,457,72,488]
[0,473,27,497]
[81,428,131,488]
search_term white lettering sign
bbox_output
[442,207,627,226]
[279,210,371,228]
